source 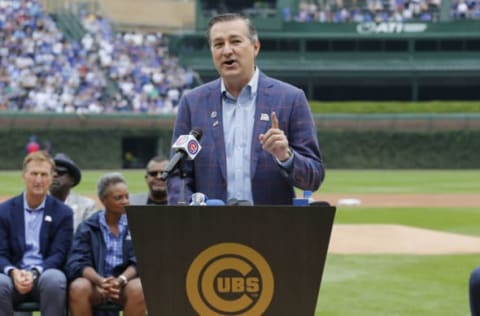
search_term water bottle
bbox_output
[293,190,313,206]
[303,190,314,204]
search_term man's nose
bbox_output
[222,43,233,54]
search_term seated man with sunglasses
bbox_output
[129,156,169,205]
[50,153,97,231]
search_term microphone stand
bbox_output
[177,158,186,205]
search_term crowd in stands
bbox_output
[284,0,442,23]
[0,0,197,114]
[450,0,480,19]
[202,0,479,24]
[287,0,480,22]
[1,0,479,113]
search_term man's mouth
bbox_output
[223,60,236,66]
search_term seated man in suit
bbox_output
[66,172,145,316]
[0,151,73,315]
[129,156,168,205]
[50,152,97,231]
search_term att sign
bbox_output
[357,22,428,34]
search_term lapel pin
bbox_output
[213,120,219,127]
[44,215,52,222]
[260,113,270,121]
[211,111,217,118]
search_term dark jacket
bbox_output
[65,211,136,281]
[0,194,73,272]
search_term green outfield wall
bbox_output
[1,113,479,170]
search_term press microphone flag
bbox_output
[160,128,203,181]
[172,133,202,160]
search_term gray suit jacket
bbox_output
[129,193,149,205]
[65,192,98,231]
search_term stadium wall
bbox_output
[40,0,196,32]
[1,114,479,170]
[171,20,480,101]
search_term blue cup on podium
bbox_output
[292,197,309,206]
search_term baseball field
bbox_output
[1,169,479,315]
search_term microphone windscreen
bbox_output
[190,192,207,205]
[206,199,225,206]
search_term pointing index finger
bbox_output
[271,112,279,129]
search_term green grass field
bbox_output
[1,169,478,315]
[2,169,480,196]
[318,205,479,316]
[310,101,480,114]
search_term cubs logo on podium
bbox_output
[186,243,274,315]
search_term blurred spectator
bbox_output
[50,153,97,231]
[129,156,169,205]
[25,135,40,154]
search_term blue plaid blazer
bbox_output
[167,72,324,205]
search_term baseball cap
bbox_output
[53,153,82,187]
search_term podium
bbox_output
[126,205,335,316]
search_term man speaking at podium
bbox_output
[167,13,324,205]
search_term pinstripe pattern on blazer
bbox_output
[167,72,324,205]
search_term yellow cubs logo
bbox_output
[186,243,274,315]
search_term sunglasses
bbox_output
[147,170,164,177]
[55,169,68,176]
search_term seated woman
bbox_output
[66,172,145,316]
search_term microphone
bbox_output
[190,192,207,205]
[160,128,203,181]
[189,192,225,206]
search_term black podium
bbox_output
[126,205,335,316]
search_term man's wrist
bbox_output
[277,148,293,163]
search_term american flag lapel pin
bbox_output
[260,113,270,121]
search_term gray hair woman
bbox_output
[66,172,146,316]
